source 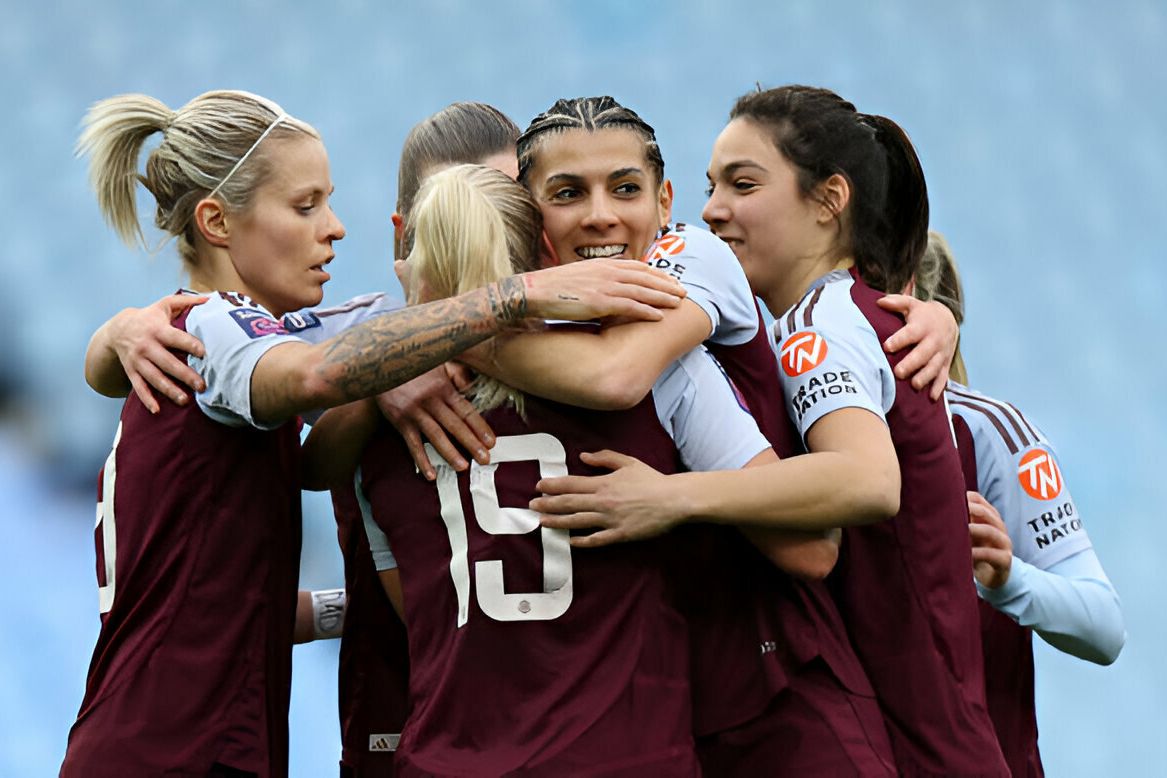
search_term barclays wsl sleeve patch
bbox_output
[229,308,290,339]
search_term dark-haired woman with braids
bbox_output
[533,86,1010,776]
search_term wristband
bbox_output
[311,588,346,640]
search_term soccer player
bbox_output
[915,231,1125,776]
[533,86,1011,776]
[464,96,962,774]
[63,89,686,778]
[351,163,773,774]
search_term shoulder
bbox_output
[775,271,877,349]
[186,290,292,340]
[946,381,1048,458]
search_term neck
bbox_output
[187,247,281,316]
[760,253,854,318]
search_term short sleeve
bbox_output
[644,224,758,347]
[974,431,1092,571]
[186,292,306,430]
[283,292,402,346]
[652,347,770,472]
[355,469,398,572]
[771,286,895,445]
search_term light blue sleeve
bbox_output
[772,281,895,444]
[355,468,398,572]
[651,347,770,472]
[186,293,306,430]
[977,548,1125,665]
[282,292,402,346]
[644,223,758,347]
[971,415,1093,570]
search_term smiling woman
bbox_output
[61,89,687,778]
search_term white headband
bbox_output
[207,113,288,199]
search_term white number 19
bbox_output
[428,433,574,627]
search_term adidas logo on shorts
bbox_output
[369,733,400,752]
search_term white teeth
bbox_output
[576,244,627,259]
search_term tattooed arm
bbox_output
[251,259,685,426]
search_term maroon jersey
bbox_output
[61,306,302,777]
[694,302,880,729]
[332,484,410,777]
[359,397,699,777]
[773,268,1007,775]
[953,414,1043,777]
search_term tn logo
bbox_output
[644,234,685,262]
[1018,449,1062,500]
[780,331,828,377]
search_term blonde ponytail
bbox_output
[914,230,969,384]
[407,164,542,414]
[76,90,317,269]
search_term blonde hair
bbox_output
[406,164,542,414]
[76,89,317,269]
[913,230,969,384]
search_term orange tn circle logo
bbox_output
[780,331,828,377]
[1018,449,1062,500]
[645,234,686,262]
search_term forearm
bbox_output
[473,329,657,410]
[301,399,379,491]
[466,301,710,410]
[254,279,526,424]
[84,318,132,397]
[978,550,1126,665]
[741,526,841,580]
[674,451,899,531]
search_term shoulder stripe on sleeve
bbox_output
[802,284,825,328]
[948,387,1033,449]
[785,305,797,335]
[950,399,1020,454]
[1005,400,1041,441]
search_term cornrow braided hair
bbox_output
[516,96,664,185]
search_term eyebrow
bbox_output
[543,167,646,188]
[708,160,766,179]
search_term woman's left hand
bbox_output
[968,490,1013,589]
[531,450,684,548]
[876,295,958,400]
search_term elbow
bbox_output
[587,369,654,410]
[852,470,900,525]
[1094,595,1128,666]
[787,542,839,581]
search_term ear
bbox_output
[391,212,405,260]
[816,173,851,224]
[901,274,917,297]
[538,230,561,268]
[658,179,674,227]
[194,197,230,248]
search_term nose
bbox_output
[580,192,618,231]
[701,189,729,229]
[325,205,346,242]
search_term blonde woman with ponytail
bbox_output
[916,231,1124,777]
[347,163,774,774]
[62,90,685,778]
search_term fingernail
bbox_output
[483,434,495,446]
[476,448,488,462]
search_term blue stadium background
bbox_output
[1,1,1162,774]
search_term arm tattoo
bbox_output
[315,282,527,401]
[490,276,528,323]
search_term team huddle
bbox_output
[61,88,1124,777]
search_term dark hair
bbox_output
[516,96,664,186]
[730,85,928,294]
[396,102,520,221]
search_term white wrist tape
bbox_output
[311,588,347,640]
